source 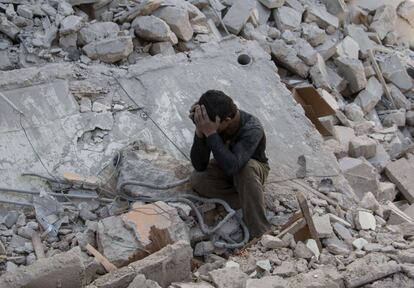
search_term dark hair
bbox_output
[198,90,237,122]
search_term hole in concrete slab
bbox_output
[237,54,251,66]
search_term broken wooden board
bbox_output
[86,244,117,272]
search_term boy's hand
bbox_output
[194,105,220,137]
[189,103,203,138]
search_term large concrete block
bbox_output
[88,241,193,288]
[0,247,91,288]
[335,56,367,94]
[385,157,414,203]
[379,54,413,91]
[369,5,397,40]
[222,0,256,35]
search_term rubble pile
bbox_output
[1,0,414,287]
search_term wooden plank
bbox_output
[280,210,303,231]
[296,192,323,252]
[85,244,117,272]
[31,232,45,259]
[277,218,306,239]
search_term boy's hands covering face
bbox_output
[190,104,220,137]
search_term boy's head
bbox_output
[197,90,238,133]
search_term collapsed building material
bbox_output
[385,157,414,203]
[87,241,192,288]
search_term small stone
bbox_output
[363,243,383,252]
[273,261,297,277]
[310,54,332,91]
[261,235,287,249]
[273,6,302,32]
[153,7,193,42]
[83,36,133,64]
[80,97,92,112]
[58,1,74,16]
[382,109,406,127]
[302,22,326,47]
[194,241,215,257]
[258,0,285,9]
[256,259,272,271]
[0,16,20,40]
[360,192,379,211]
[150,42,175,56]
[353,238,368,250]
[270,40,309,78]
[6,261,18,273]
[305,239,320,259]
[313,214,334,238]
[336,36,359,59]
[354,77,383,114]
[369,5,397,40]
[379,54,413,91]
[304,4,339,28]
[4,211,19,228]
[333,222,353,241]
[335,56,367,94]
[17,5,33,19]
[349,136,377,159]
[325,238,351,255]
[209,267,248,288]
[222,0,256,35]
[344,103,364,122]
[294,241,314,259]
[132,15,177,44]
[355,211,376,231]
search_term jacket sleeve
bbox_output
[206,128,263,176]
[190,134,211,171]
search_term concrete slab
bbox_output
[0,38,338,197]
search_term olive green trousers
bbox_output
[190,159,271,238]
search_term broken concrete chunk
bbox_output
[58,1,74,16]
[377,181,396,202]
[294,241,314,259]
[3,211,19,228]
[333,126,355,151]
[270,40,309,78]
[209,267,248,288]
[398,1,414,26]
[273,261,297,277]
[321,0,348,20]
[150,41,175,56]
[153,7,193,42]
[339,157,379,200]
[96,215,141,267]
[304,4,339,29]
[346,24,376,57]
[194,241,215,257]
[261,234,287,249]
[89,241,192,288]
[127,274,162,288]
[246,276,288,288]
[222,0,256,35]
[333,222,353,241]
[16,5,33,19]
[313,214,334,238]
[352,238,368,250]
[335,56,367,94]
[78,22,120,45]
[354,77,383,114]
[324,238,351,255]
[132,15,178,44]
[83,35,133,63]
[379,54,413,91]
[302,23,326,47]
[360,191,380,211]
[258,0,285,9]
[355,210,376,230]
[294,38,317,66]
[385,157,414,203]
[310,53,332,91]
[0,16,20,40]
[369,5,397,40]
[336,36,359,59]
[60,15,84,35]
[389,84,411,110]
[343,259,400,288]
[349,135,377,159]
[0,247,88,287]
[273,6,302,32]
[382,109,406,127]
[344,103,365,121]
